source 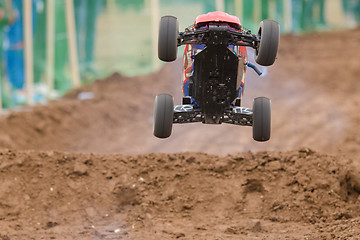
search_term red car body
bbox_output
[182,11,248,100]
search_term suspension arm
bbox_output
[177,27,260,49]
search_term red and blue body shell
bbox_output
[182,11,248,101]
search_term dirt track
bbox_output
[0,28,360,239]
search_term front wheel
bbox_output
[252,97,271,142]
[153,94,174,138]
[158,16,178,62]
[255,20,280,66]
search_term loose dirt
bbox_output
[0,27,359,239]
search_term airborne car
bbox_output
[154,11,279,141]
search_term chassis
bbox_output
[154,12,279,141]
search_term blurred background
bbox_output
[0,0,359,109]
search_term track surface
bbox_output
[0,28,360,239]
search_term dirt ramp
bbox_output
[0,148,359,239]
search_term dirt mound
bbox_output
[0,148,359,239]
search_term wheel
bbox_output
[252,97,271,142]
[153,94,174,138]
[255,20,280,66]
[158,16,179,62]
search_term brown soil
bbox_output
[0,27,360,239]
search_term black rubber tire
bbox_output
[252,97,271,142]
[255,20,280,66]
[158,16,178,62]
[153,94,174,138]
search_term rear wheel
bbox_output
[153,94,174,138]
[158,16,178,62]
[255,20,280,66]
[252,97,271,141]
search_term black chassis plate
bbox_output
[192,45,239,123]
